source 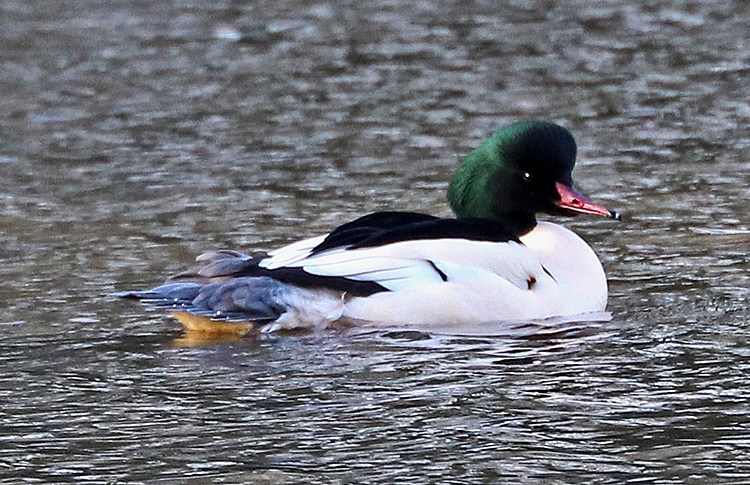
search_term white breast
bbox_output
[519,221,608,316]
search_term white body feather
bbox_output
[257,221,607,329]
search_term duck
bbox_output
[113,121,620,335]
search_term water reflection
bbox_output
[172,330,248,347]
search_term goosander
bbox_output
[113,121,620,334]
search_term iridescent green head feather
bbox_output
[448,121,583,235]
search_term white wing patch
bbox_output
[261,237,543,293]
[303,257,447,291]
[260,235,326,269]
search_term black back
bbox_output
[311,211,518,255]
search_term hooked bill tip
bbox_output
[610,210,622,221]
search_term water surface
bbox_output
[1,0,748,482]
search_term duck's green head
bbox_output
[448,121,619,235]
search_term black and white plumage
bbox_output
[114,213,608,333]
[113,121,620,334]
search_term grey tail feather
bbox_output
[111,277,292,323]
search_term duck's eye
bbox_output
[522,172,533,183]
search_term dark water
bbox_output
[1,0,749,482]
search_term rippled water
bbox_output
[1,0,748,482]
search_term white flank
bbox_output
[252,222,607,328]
